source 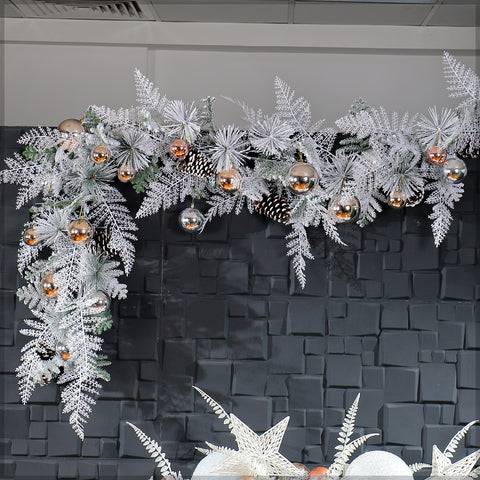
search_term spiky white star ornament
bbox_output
[205,414,302,477]
[408,420,480,479]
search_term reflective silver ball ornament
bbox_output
[179,208,205,233]
[327,195,361,223]
[286,163,319,195]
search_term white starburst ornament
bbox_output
[419,420,480,480]
[206,414,303,478]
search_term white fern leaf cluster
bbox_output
[425,177,464,246]
[328,394,380,478]
[275,77,312,133]
[193,386,233,430]
[127,422,182,479]
[137,161,207,218]
[443,51,480,105]
[164,99,201,143]
[409,463,432,474]
[286,223,314,289]
[134,68,168,115]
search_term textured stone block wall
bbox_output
[1,127,479,479]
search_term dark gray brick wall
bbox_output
[1,127,479,479]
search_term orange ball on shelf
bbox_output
[308,466,329,479]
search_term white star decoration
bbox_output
[427,420,480,479]
[205,414,304,477]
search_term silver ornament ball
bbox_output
[328,195,360,223]
[56,342,70,360]
[443,156,467,183]
[286,163,319,195]
[179,208,205,233]
[85,291,111,315]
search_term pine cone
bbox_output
[177,147,215,177]
[254,193,291,224]
[93,230,118,258]
[36,342,55,361]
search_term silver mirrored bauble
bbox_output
[41,273,58,299]
[179,208,205,233]
[328,195,360,223]
[286,163,318,195]
[85,291,111,315]
[442,157,467,183]
[56,342,70,361]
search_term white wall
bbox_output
[3,18,477,127]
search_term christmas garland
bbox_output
[1,52,478,438]
[128,387,480,480]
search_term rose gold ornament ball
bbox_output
[169,139,189,160]
[426,145,447,166]
[117,164,136,183]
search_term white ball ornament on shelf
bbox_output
[179,207,205,233]
[344,451,414,480]
[192,452,243,480]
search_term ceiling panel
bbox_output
[3,0,478,26]
[151,2,290,23]
[427,4,477,27]
[294,2,432,25]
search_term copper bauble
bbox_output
[85,291,111,315]
[67,218,94,245]
[169,139,189,160]
[388,190,407,209]
[23,227,39,246]
[426,145,447,166]
[287,163,318,195]
[90,145,111,164]
[308,467,329,479]
[42,273,58,299]
[117,164,136,183]
[58,118,84,137]
[216,168,243,193]
[442,157,467,183]
[327,195,360,223]
[56,342,70,361]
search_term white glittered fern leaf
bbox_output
[134,68,168,115]
[443,52,480,105]
[286,223,314,289]
[193,386,233,430]
[127,422,182,478]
